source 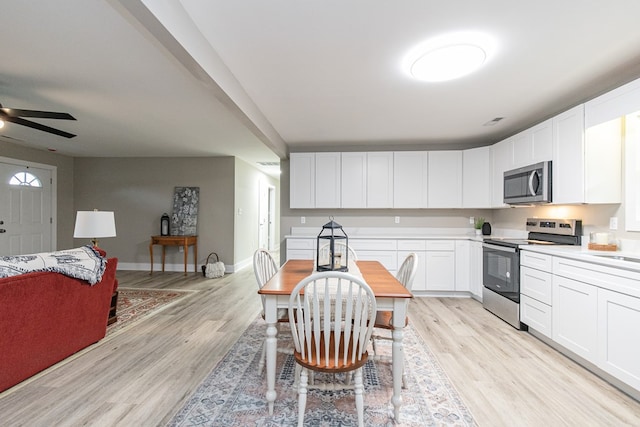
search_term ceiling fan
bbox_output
[0,102,76,138]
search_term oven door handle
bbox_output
[482,243,518,253]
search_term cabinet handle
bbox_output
[0,229,6,233]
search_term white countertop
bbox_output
[520,244,640,273]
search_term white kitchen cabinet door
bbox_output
[512,119,552,168]
[286,238,316,260]
[367,152,394,208]
[394,151,428,208]
[289,153,315,208]
[521,294,552,338]
[530,119,554,164]
[454,240,470,292]
[585,76,640,128]
[462,146,491,208]
[469,240,483,300]
[553,105,585,204]
[521,266,553,305]
[553,103,621,205]
[597,288,640,391]
[490,138,513,208]
[398,250,426,291]
[426,251,456,291]
[341,152,367,208]
[315,152,341,208]
[552,275,598,361]
[428,150,462,208]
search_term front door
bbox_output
[0,160,54,255]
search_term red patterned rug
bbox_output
[107,288,194,337]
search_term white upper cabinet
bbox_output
[585,77,640,128]
[341,152,368,208]
[428,151,462,208]
[366,152,394,208]
[490,138,513,208]
[289,153,315,208]
[462,146,492,208]
[315,152,341,208]
[553,103,621,204]
[342,152,393,208]
[513,119,553,168]
[394,151,428,208]
[553,105,585,204]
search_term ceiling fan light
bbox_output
[0,119,4,129]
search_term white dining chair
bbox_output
[371,252,418,388]
[288,271,377,427]
[317,242,358,268]
[253,248,290,375]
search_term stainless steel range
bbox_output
[482,218,582,329]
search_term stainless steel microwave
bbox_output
[503,161,552,204]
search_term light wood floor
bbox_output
[1,268,639,426]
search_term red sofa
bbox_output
[0,255,118,393]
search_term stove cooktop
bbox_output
[483,218,583,247]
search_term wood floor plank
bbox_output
[0,269,639,426]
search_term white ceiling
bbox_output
[2,1,640,175]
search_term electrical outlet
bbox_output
[610,217,618,230]
[301,216,306,224]
[179,246,184,252]
[469,216,475,225]
[394,216,400,224]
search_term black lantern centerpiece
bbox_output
[316,217,348,272]
[160,213,170,236]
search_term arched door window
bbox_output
[9,171,42,187]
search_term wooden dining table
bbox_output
[258,259,413,422]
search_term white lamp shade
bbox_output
[73,211,117,239]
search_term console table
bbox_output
[149,235,198,275]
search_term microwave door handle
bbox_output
[528,170,539,196]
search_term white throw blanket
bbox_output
[0,245,107,285]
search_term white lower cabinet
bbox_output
[286,238,315,260]
[469,241,483,300]
[350,239,398,273]
[521,294,552,338]
[426,250,455,291]
[597,288,640,391]
[397,240,426,291]
[552,275,598,361]
[520,251,553,337]
[454,240,470,293]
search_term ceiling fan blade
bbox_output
[5,116,76,138]
[0,107,76,120]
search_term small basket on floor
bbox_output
[202,252,225,278]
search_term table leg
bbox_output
[149,243,154,275]
[392,327,404,422]
[265,321,278,415]
[194,243,198,273]
[161,246,166,272]
[183,242,188,276]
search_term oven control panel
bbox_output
[525,218,582,236]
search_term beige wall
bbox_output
[0,141,75,249]
[73,157,236,269]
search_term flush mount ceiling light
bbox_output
[403,32,496,82]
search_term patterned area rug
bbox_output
[169,318,476,426]
[107,287,194,337]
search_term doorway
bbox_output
[258,181,277,251]
[0,158,56,255]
